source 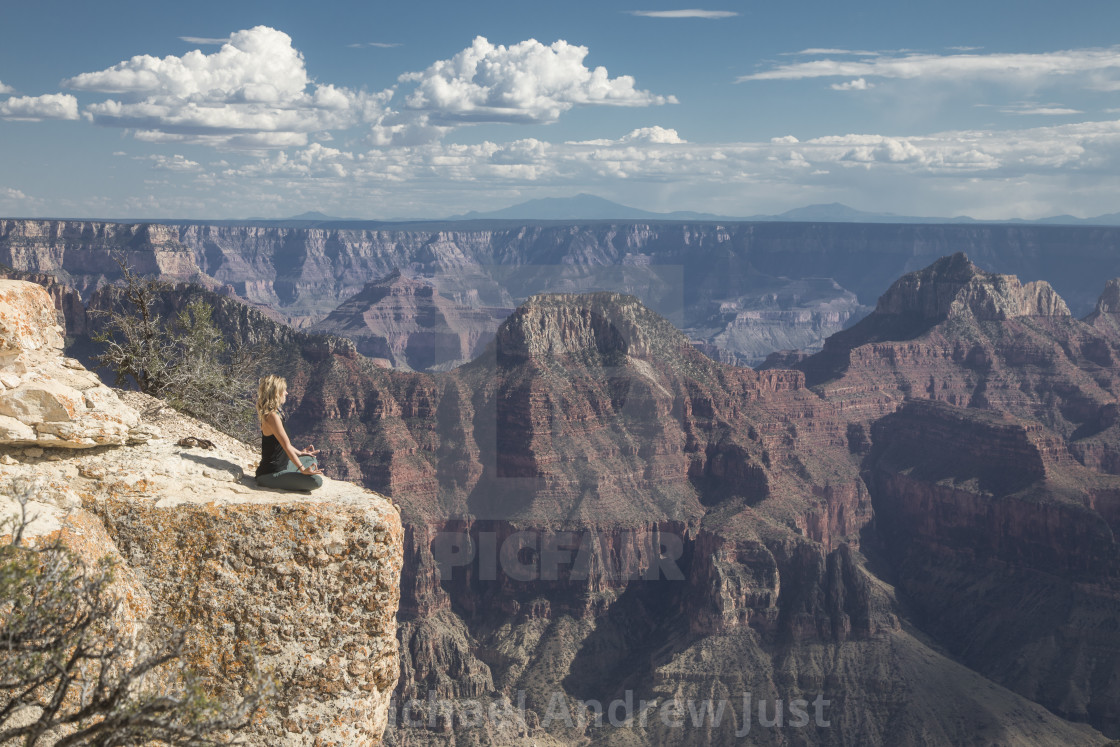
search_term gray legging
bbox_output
[256,455,323,492]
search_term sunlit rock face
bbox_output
[0,279,143,447]
[0,278,404,745]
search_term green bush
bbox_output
[92,262,259,442]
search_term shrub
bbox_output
[92,261,259,442]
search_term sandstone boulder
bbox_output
[0,279,143,447]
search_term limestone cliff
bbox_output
[8,217,1120,367]
[0,220,204,298]
[310,271,508,370]
[786,259,1120,736]
[0,280,403,746]
[244,286,1105,744]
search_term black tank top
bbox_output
[256,412,290,476]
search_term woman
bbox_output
[255,375,323,491]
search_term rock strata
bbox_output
[251,284,1107,745]
[13,218,1120,365]
[310,271,508,370]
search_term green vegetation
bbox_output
[92,261,261,442]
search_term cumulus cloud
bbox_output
[0,81,13,94]
[132,128,312,149]
[0,93,79,121]
[308,120,1120,188]
[230,142,355,179]
[178,36,228,45]
[784,48,880,57]
[63,26,390,148]
[399,36,675,124]
[831,78,873,91]
[2,188,28,200]
[999,103,1082,116]
[132,116,1120,220]
[737,46,1120,86]
[621,126,685,143]
[626,9,738,18]
[569,126,686,146]
[146,154,202,171]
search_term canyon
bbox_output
[6,216,1120,744]
[7,218,1120,366]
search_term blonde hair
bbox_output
[257,375,287,421]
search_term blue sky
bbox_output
[1,0,1119,220]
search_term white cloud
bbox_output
[622,126,685,143]
[0,81,13,95]
[66,26,310,99]
[831,78,873,91]
[399,36,675,124]
[738,46,1120,87]
[0,93,79,121]
[784,48,880,57]
[2,188,27,200]
[132,128,312,149]
[569,126,686,146]
[64,26,390,148]
[626,9,739,18]
[999,104,1083,116]
[348,42,403,49]
[178,36,228,45]
[233,119,1120,201]
[105,116,1120,220]
[230,142,356,179]
[146,154,202,171]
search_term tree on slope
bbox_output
[92,260,261,441]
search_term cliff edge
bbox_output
[0,279,403,746]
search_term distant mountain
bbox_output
[1032,211,1120,226]
[445,196,1120,226]
[287,210,346,221]
[749,202,977,224]
[446,193,733,221]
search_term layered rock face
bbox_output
[310,270,508,370]
[788,256,1120,736]
[0,280,404,745]
[7,218,1120,366]
[704,277,869,365]
[245,286,1104,744]
[796,252,1099,422]
[0,220,204,298]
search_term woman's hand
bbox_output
[299,462,323,476]
[300,444,320,456]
